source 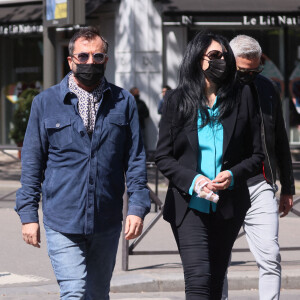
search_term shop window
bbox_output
[0,36,43,145]
[288,28,300,145]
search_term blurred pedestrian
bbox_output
[289,62,300,114]
[130,87,149,129]
[155,32,264,299]
[130,87,149,148]
[158,85,171,115]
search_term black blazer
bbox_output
[155,85,264,226]
[253,75,295,195]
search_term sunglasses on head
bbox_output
[203,50,224,61]
[72,52,107,64]
[236,64,264,75]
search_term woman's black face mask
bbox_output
[203,59,227,84]
[202,50,227,84]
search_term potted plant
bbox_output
[10,88,39,158]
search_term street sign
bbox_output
[43,0,85,27]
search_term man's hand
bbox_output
[22,222,40,248]
[124,215,143,240]
[279,194,293,218]
[211,171,232,191]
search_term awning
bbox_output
[0,0,120,25]
[0,1,42,24]
[86,0,120,15]
[158,0,300,14]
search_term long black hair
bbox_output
[175,31,237,127]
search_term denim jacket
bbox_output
[16,74,150,234]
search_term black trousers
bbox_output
[171,208,246,300]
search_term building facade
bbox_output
[161,1,300,147]
[1,0,300,151]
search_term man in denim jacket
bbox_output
[16,26,150,299]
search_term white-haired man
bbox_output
[222,35,295,300]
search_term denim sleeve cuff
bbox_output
[127,189,151,220]
[189,174,201,196]
[18,211,39,224]
[127,205,150,220]
[228,170,234,189]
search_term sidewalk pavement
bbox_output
[1,150,300,297]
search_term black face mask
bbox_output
[237,71,258,84]
[73,63,105,87]
[204,59,227,84]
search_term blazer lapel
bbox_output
[221,104,238,157]
[184,124,198,154]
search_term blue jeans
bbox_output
[44,222,122,300]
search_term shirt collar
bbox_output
[60,72,111,103]
[207,95,219,110]
[68,74,104,102]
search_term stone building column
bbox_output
[115,0,163,152]
[163,26,187,90]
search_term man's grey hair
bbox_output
[229,35,262,60]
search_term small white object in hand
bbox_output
[195,179,219,203]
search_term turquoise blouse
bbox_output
[188,97,233,213]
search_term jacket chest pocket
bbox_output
[45,117,73,148]
[109,114,128,145]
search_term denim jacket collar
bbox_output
[60,72,112,103]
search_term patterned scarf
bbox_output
[69,74,104,135]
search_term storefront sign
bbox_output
[165,15,300,27]
[43,0,85,28]
[243,15,300,26]
[15,67,41,74]
[0,24,43,35]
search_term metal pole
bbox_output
[155,166,158,196]
[122,190,129,271]
[283,26,290,138]
[43,27,56,89]
[155,166,159,212]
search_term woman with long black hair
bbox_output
[155,32,264,299]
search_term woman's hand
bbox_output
[194,176,219,203]
[194,176,216,193]
[211,171,232,191]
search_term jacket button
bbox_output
[80,131,85,137]
[89,178,94,185]
[56,123,60,128]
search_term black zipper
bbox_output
[254,84,278,193]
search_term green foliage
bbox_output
[9,88,39,145]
